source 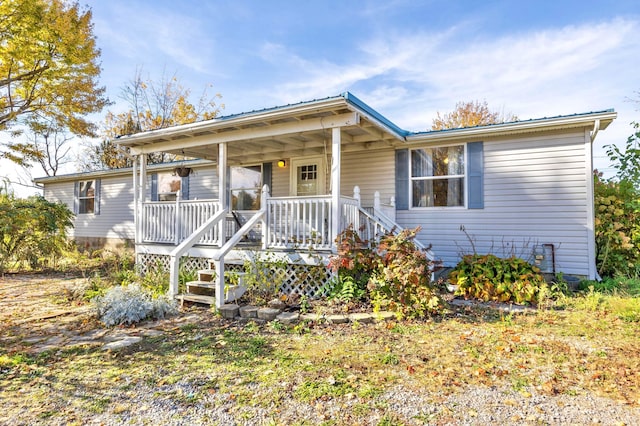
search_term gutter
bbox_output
[406,110,617,143]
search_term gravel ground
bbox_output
[4,381,635,426]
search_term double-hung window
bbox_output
[78,180,96,214]
[157,172,182,201]
[411,145,465,207]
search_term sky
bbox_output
[4,0,640,196]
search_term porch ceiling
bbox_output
[116,100,403,165]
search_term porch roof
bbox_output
[115,91,617,166]
[115,92,407,166]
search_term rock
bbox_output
[300,313,324,322]
[276,312,299,324]
[348,312,374,324]
[267,298,287,310]
[257,307,281,321]
[239,305,259,319]
[373,311,396,322]
[326,314,348,324]
[219,304,240,319]
[102,336,142,351]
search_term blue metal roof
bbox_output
[341,92,410,137]
[408,108,616,137]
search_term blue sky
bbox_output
[6,0,640,194]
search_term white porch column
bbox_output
[133,155,139,244]
[218,143,227,246]
[261,184,270,250]
[331,127,341,249]
[139,154,147,244]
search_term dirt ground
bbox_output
[0,274,198,355]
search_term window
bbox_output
[75,179,100,215]
[78,180,95,214]
[230,165,262,210]
[157,172,181,201]
[411,145,465,207]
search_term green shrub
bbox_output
[449,254,549,305]
[0,194,73,273]
[328,226,443,317]
[368,228,443,317]
[593,173,640,278]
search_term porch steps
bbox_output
[176,293,216,306]
[179,268,247,307]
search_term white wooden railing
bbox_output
[141,187,431,260]
[142,194,222,245]
[265,195,332,249]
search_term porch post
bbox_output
[261,184,270,250]
[133,155,139,244]
[218,143,227,246]
[331,127,341,250]
[139,154,147,243]
[374,191,380,211]
[174,190,182,245]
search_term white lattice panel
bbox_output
[137,253,333,298]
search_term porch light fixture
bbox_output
[277,159,286,168]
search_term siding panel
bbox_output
[397,130,592,276]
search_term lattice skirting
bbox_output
[136,253,332,298]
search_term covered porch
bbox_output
[116,94,413,307]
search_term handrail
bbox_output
[360,206,434,261]
[168,208,228,296]
[214,210,266,261]
[210,185,270,309]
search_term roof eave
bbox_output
[406,110,617,143]
[115,95,351,148]
[33,159,215,184]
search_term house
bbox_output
[36,92,616,307]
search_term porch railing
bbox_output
[140,187,430,258]
[265,195,332,249]
[142,196,222,245]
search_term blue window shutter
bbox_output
[467,142,484,209]
[395,149,409,210]
[262,162,272,191]
[151,173,158,201]
[73,181,79,214]
[181,175,189,200]
[94,179,101,215]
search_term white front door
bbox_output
[290,156,326,196]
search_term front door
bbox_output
[290,156,326,196]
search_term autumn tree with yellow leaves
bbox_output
[0,0,108,165]
[431,100,517,130]
[81,69,223,170]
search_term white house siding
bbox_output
[271,161,290,197]
[44,175,135,246]
[188,166,218,199]
[397,129,594,277]
[341,147,395,207]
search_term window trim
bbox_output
[75,179,100,215]
[409,144,468,210]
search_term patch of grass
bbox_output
[2,275,640,425]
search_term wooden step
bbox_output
[176,293,215,306]
[186,280,216,290]
[197,269,216,282]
